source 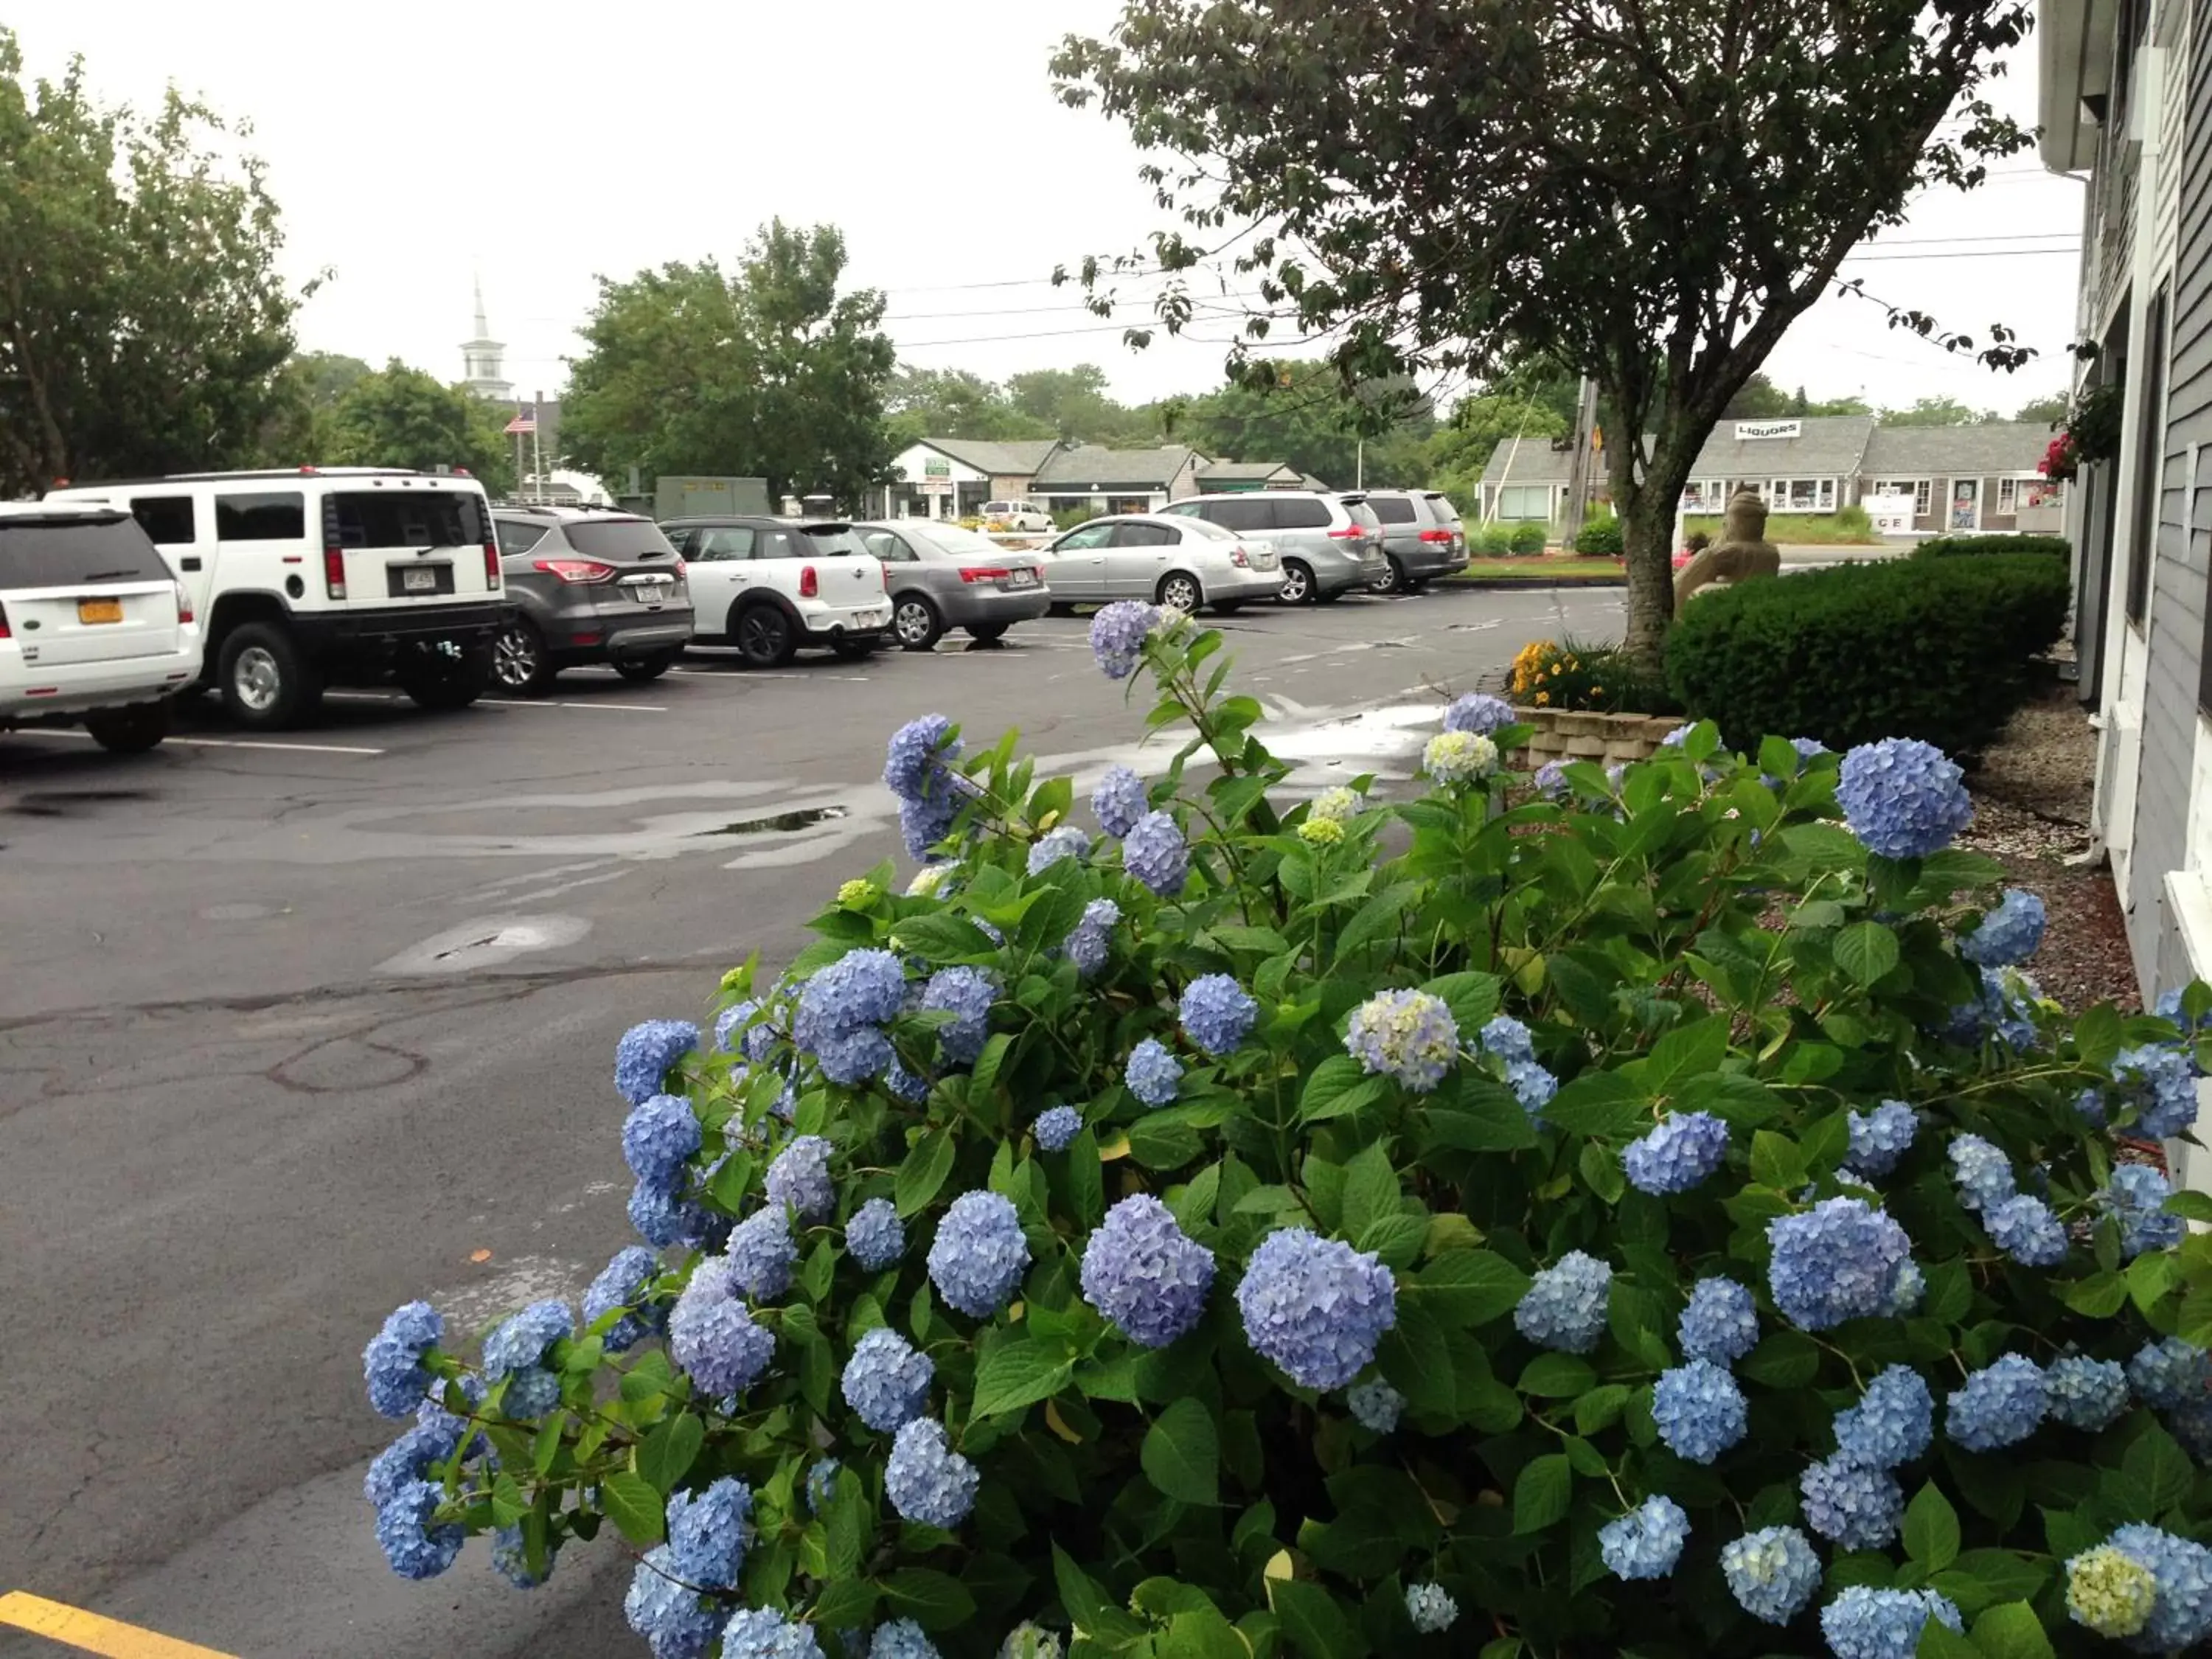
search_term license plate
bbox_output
[636,580,671,602]
[855,608,888,627]
[1008,568,1037,587]
[77,598,123,624]
[403,568,437,592]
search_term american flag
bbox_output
[504,408,537,436]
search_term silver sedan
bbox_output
[853,521,1052,650]
[1034,514,1281,613]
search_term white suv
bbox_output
[981,500,1053,534]
[44,468,509,729]
[658,517,891,666]
[0,503,203,751]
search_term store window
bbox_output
[1495,484,1553,520]
[1767,479,1837,512]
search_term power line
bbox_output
[1838,246,2079,262]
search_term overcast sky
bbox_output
[20,0,2083,417]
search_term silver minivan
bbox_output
[1158,491,1387,603]
[1360,489,1472,593]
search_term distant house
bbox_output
[1195,460,1307,493]
[879,437,1061,521]
[1857,423,2064,534]
[1475,436,1582,523]
[1029,444,1207,516]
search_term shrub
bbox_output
[1835,502,1873,538]
[1667,554,2071,755]
[1572,512,1624,557]
[1510,636,1680,714]
[1508,519,1548,555]
[1911,532,2071,561]
[1053,504,1099,531]
[1476,520,1514,555]
[357,611,2212,1659]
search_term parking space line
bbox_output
[15,731,384,757]
[482,699,669,712]
[0,1591,237,1658]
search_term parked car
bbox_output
[1033,514,1281,613]
[980,499,1053,534]
[1360,489,1471,593]
[658,517,890,667]
[852,520,1050,650]
[46,467,508,728]
[1157,491,1387,603]
[488,507,692,695]
[0,503,203,751]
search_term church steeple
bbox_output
[461,276,514,401]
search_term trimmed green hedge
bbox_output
[1507,520,1547,555]
[1909,532,2070,560]
[1666,554,2070,755]
[1571,512,1622,555]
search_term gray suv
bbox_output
[1361,490,1470,593]
[490,507,693,694]
[1158,491,1386,603]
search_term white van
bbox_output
[44,468,512,729]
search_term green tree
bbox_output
[0,31,305,495]
[1002,364,1161,445]
[1053,0,2034,664]
[883,366,1052,448]
[1179,359,1431,486]
[321,361,516,497]
[1804,393,1874,417]
[2012,391,2070,425]
[1719,373,1794,420]
[1879,394,2000,426]
[561,222,896,508]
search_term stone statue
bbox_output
[1674,487,1781,607]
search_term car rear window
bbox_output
[0,515,169,587]
[1368,495,1416,524]
[1345,501,1383,529]
[563,521,675,560]
[797,526,865,556]
[1270,497,1331,529]
[1422,493,1463,525]
[329,491,481,549]
[1201,498,1272,532]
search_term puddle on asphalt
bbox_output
[695,805,850,838]
[1256,702,1441,763]
[377,915,594,975]
[5,787,156,816]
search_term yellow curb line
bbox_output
[0,1593,237,1658]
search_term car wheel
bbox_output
[1157,571,1203,612]
[894,594,944,651]
[735,605,796,667]
[1277,560,1315,605]
[1404,577,1427,594]
[399,642,493,712]
[83,702,170,754]
[218,621,322,729]
[1372,557,1406,595]
[966,622,1009,644]
[492,617,557,695]
[832,636,878,661]
[614,653,675,682]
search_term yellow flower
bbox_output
[1297,815,1346,848]
[836,878,879,908]
[1590,685,1604,696]
[2066,1545,2157,1638]
[1534,691,1550,706]
[1550,663,1563,676]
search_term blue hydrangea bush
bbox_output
[362,603,2212,1658]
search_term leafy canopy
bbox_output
[319,360,518,498]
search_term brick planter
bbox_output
[1509,706,1682,767]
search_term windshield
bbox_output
[564,521,675,560]
[908,524,1001,557]
[0,515,168,587]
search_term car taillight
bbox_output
[1230,546,1250,567]
[1419,529,1455,543]
[174,581,193,624]
[881,563,888,592]
[1326,526,1366,539]
[799,565,818,598]
[531,557,619,584]
[0,600,11,639]
[483,542,501,588]
[324,547,347,599]
[957,566,1012,584]
[674,559,688,580]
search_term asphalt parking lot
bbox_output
[0,582,1624,1659]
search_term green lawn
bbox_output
[1447,557,1626,582]
[1682,512,1882,545]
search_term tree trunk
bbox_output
[1620,487,1678,669]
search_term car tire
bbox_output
[1404,577,1427,594]
[83,702,170,754]
[492,617,557,696]
[966,622,1009,644]
[1277,560,1316,605]
[1156,571,1203,612]
[400,642,493,712]
[614,653,676,682]
[894,594,944,651]
[734,604,797,667]
[1372,556,1407,595]
[832,636,878,661]
[218,621,323,729]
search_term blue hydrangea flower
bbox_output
[2128,1336,2212,1410]
[624,1543,727,1658]
[375,1479,464,1579]
[1122,810,1190,896]
[491,1523,554,1589]
[2113,1044,2202,1139]
[624,1093,701,1192]
[1027,824,1091,874]
[584,1246,662,1353]
[616,1020,700,1107]
[765,1134,836,1222]
[669,1262,774,1398]
[1062,897,1121,978]
[667,1476,751,1590]
[1479,1015,1534,1063]
[927,1190,1032,1318]
[1533,759,1571,802]
[364,1301,444,1419]
[629,1180,715,1251]
[2157,984,2212,1034]
[1679,1277,1759,1366]
[1034,1105,1084,1152]
[886,1056,930,1102]
[1660,723,1695,749]
[484,1300,571,1381]
[1845,1099,1917,1180]
[2046,1354,2132,1431]
[1080,1194,1217,1349]
[1962,888,2047,966]
[1837,737,1973,858]
[725,1207,797,1300]
[921,966,998,1065]
[845,1197,905,1271]
[869,1619,940,1659]
[884,1418,978,1529]
[1834,1365,1933,1468]
[1514,1250,1613,1354]
[900,792,960,861]
[1444,691,1516,736]
[713,998,759,1055]
[1947,965,2045,1051]
[1720,1526,1821,1624]
[2098,1524,2212,1650]
[885,714,960,801]
[1765,1197,1911,1330]
[817,1026,896,1086]
[364,1414,470,1511]
[1093,765,1150,838]
[2100,1163,2187,1259]
[1946,1353,2047,1450]
[503,1367,562,1419]
[1622,1112,1730,1194]
[1882,1259,1924,1317]
[722,1607,824,1659]
[2076,1086,2111,1127]
[1652,1359,1749,1463]
[1800,1453,1904,1549]
[1180,974,1259,1057]
[1947,1133,2017,1213]
[1506,1058,1559,1113]
[1345,988,1460,1093]
[795,949,907,1055]
[1820,1587,1964,1659]
[1089,600,1161,679]
[1346,1378,1405,1433]
[1985,1192,2070,1266]
[1234,1227,1398,1389]
[1125,1038,1184,1107]
[1404,1583,1458,1634]
[806,1460,840,1515]
[841,1326,934,1432]
[1599,1495,1689,1582]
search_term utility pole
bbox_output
[1357,437,1365,490]
[1561,375,1600,539]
